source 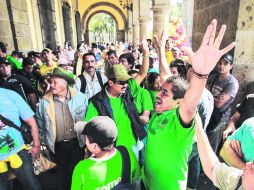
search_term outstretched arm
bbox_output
[179,19,236,124]
[195,114,219,180]
[134,38,149,85]
[154,32,172,83]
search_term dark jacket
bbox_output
[90,87,147,140]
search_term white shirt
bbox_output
[75,71,108,99]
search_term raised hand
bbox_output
[140,37,149,55]
[154,31,167,50]
[182,19,236,75]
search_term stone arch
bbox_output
[85,10,119,44]
[81,2,127,44]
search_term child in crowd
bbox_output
[72,116,141,190]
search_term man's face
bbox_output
[109,79,128,95]
[0,64,11,78]
[242,161,254,190]
[217,59,232,74]
[24,65,33,73]
[119,58,131,71]
[155,82,176,114]
[83,55,96,73]
[42,51,52,62]
[108,54,118,65]
[50,77,67,95]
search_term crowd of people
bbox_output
[0,19,254,190]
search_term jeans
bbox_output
[54,138,83,190]
[0,150,42,190]
[207,121,227,153]
[187,142,200,189]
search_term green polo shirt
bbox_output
[85,79,139,151]
[142,107,195,190]
[149,90,157,106]
[134,87,153,115]
[71,148,141,190]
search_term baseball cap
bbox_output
[74,116,118,146]
[105,64,132,81]
[0,57,10,65]
[47,67,75,85]
[220,53,233,64]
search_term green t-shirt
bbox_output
[85,79,139,151]
[6,55,23,69]
[71,148,141,190]
[149,90,157,106]
[134,87,153,115]
[142,108,195,190]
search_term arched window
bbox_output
[38,0,56,49]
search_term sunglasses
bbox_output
[114,80,128,85]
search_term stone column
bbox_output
[152,4,170,37]
[131,0,139,45]
[132,22,139,47]
[139,17,152,39]
[127,9,133,43]
[84,28,89,44]
[139,0,152,39]
[233,0,254,93]
[0,0,15,52]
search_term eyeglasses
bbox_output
[114,80,128,85]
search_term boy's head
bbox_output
[75,116,118,154]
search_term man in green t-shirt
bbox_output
[142,19,236,189]
[72,116,141,190]
[85,39,150,158]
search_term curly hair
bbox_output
[165,76,189,100]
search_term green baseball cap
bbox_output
[105,64,132,81]
[47,67,75,85]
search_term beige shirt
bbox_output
[54,91,77,142]
[212,162,244,190]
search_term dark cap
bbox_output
[220,53,233,64]
[74,116,118,146]
[0,57,10,65]
[105,64,132,81]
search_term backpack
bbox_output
[111,146,135,190]
[78,71,104,93]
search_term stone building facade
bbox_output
[1,0,254,94]
[0,0,80,53]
